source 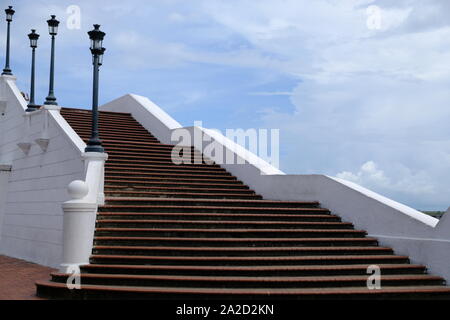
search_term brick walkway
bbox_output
[0,255,55,300]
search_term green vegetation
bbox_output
[421,211,446,219]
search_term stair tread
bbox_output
[97,212,336,218]
[51,272,442,282]
[36,281,450,295]
[90,254,406,261]
[61,108,132,116]
[96,219,349,226]
[105,197,319,205]
[104,177,246,184]
[94,236,376,242]
[81,263,425,271]
[95,227,364,233]
[101,206,326,212]
[104,191,260,198]
[93,245,389,251]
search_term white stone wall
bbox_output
[0,76,85,267]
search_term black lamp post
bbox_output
[44,15,59,106]
[26,30,40,112]
[2,6,15,76]
[85,24,106,153]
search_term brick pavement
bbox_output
[0,255,55,300]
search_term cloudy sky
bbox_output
[2,0,450,210]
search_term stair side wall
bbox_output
[0,76,85,268]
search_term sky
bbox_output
[1,0,449,211]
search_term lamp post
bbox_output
[85,24,106,153]
[2,6,15,76]
[44,15,59,106]
[26,29,40,112]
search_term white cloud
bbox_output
[337,161,435,196]
[249,91,292,96]
[168,12,185,23]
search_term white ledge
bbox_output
[329,176,439,228]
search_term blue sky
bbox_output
[2,0,450,211]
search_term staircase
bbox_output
[36,107,450,299]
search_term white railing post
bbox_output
[60,152,107,273]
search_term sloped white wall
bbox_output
[0,75,85,267]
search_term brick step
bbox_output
[49,272,444,289]
[102,143,194,153]
[35,281,450,300]
[99,204,326,215]
[104,197,320,209]
[61,111,137,119]
[106,158,220,167]
[105,165,228,175]
[104,190,262,200]
[95,219,353,230]
[103,146,202,156]
[94,227,367,239]
[93,236,378,247]
[80,263,426,277]
[70,127,158,137]
[103,145,202,154]
[63,119,145,129]
[61,108,132,117]
[89,254,408,266]
[97,212,341,222]
[62,116,153,127]
[61,111,143,122]
[104,154,208,163]
[105,171,236,180]
[103,185,257,195]
[104,179,250,189]
[100,139,178,148]
[105,184,259,196]
[105,163,226,172]
[76,129,158,142]
[69,125,156,139]
[61,117,136,126]
[105,151,205,160]
[92,245,393,257]
[65,122,156,134]
[105,174,243,183]
[85,137,161,144]
[99,205,327,215]
[78,135,160,144]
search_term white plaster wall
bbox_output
[0,76,85,268]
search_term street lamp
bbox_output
[26,29,40,112]
[44,15,59,106]
[2,6,15,76]
[85,24,106,153]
